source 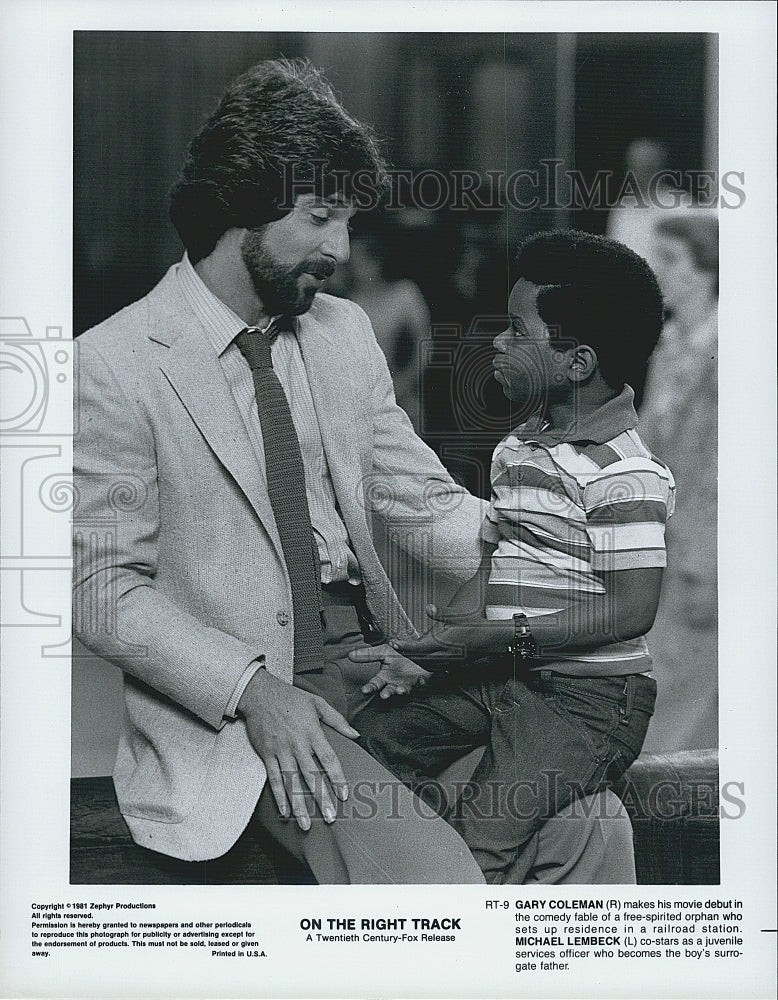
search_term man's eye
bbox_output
[310,213,329,225]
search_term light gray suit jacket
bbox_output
[73,264,485,860]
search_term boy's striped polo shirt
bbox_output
[482,386,675,676]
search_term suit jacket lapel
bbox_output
[151,281,284,563]
[298,312,412,632]
[297,311,370,532]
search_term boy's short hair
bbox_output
[515,230,664,390]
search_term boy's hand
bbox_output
[348,644,432,699]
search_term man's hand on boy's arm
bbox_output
[390,605,512,667]
[368,539,503,674]
[346,540,499,696]
[442,539,497,617]
[348,645,433,699]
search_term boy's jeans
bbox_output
[355,666,656,884]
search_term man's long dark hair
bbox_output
[170,58,389,262]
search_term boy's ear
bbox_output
[568,344,598,383]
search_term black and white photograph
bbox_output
[69,28,722,889]
[0,2,775,999]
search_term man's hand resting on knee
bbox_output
[237,670,359,831]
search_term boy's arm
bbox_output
[391,565,664,665]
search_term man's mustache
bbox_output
[300,259,337,280]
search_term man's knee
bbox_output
[297,725,486,883]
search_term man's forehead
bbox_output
[295,192,357,217]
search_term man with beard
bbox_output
[74,58,636,883]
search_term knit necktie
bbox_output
[236,323,323,675]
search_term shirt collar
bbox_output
[520,385,638,446]
[177,253,295,356]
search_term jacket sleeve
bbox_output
[361,317,488,588]
[73,337,266,730]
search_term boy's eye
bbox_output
[310,212,329,225]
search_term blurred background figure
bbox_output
[326,230,431,431]
[607,137,692,277]
[639,212,718,752]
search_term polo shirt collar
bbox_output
[520,385,638,446]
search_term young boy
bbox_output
[351,230,675,884]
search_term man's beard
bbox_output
[240,228,335,317]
